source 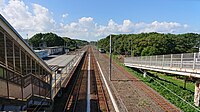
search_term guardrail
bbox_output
[124,52,200,77]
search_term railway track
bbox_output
[54,46,179,112]
[65,51,88,112]
[103,54,180,112]
[61,46,109,112]
[91,49,109,112]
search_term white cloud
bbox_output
[32,3,56,31]
[79,17,93,23]
[78,17,95,29]
[62,13,68,18]
[0,0,56,38]
[139,21,188,33]
[120,20,134,32]
[0,0,5,8]
[0,0,189,41]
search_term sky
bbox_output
[0,0,200,41]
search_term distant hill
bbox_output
[98,32,200,56]
[29,32,88,51]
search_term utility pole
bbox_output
[109,34,112,81]
[97,39,99,59]
[131,38,132,57]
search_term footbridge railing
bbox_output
[124,52,200,78]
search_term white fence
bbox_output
[124,53,200,77]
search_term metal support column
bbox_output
[181,54,183,68]
[19,49,24,100]
[25,54,27,75]
[155,55,157,66]
[4,33,7,67]
[184,77,187,89]
[55,71,57,94]
[143,70,147,78]
[162,55,164,67]
[50,73,53,99]
[13,42,15,71]
[193,53,196,70]
[170,54,173,68]
[4,33,9,98]
[194,79,200,106]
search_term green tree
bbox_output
[98,32,200,56]
[29,32,88,51]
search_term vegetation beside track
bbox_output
[149,71,195,92]
[112,55,200,112]
[98,33,200,56]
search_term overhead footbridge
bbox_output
[0,14,85,111]
[124,52,200,106]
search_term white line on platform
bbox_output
[96,60,120,112]
[87,53,90,112]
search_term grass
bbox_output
[112,54,200,112]
[150,71,195,92]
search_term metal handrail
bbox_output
[33,51,86,111]
[51,51,85,98]
[23,73,51,100]
[125,52,200,74]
